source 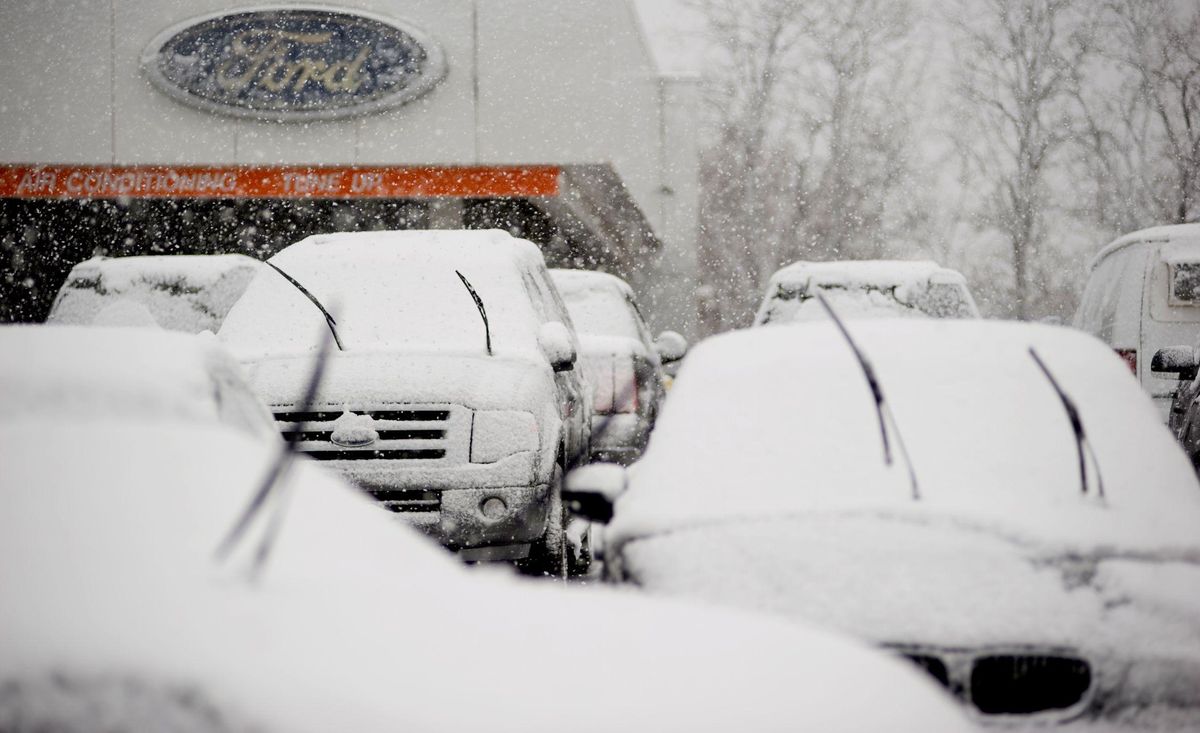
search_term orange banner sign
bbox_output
[0,165,560,199]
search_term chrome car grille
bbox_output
[891,646,1093,719]
[272,407,452,461]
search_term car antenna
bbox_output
[1028,347,1105,499]
[815,292,920,501]
[455,270,493,356]
[265,261,344,351]
[213,325,335,579]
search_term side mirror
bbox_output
[562,463,627,524]
[539,322,577,372]
[654,330,688,364]
[1151,346,1199,382]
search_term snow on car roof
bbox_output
[0,422,971,733]
[219,230,549,360]
[550,268,634,296]
[47,253,262,333]
[612,320,1200,552]
[1088,223,1200,271]
[766,259,968,287]
[0,324,238,425]
[551,269,642,342]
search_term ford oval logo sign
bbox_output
[141,6,447,121]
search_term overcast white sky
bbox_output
[631,0,705,75]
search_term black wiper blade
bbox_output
[265,261,344,351]
[455,270,493,356]
[213,325,335,580]
[1028,347,1105,499]
[815,292,920,500]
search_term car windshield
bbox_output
[47,254,261,334]
[219,236,543,359]
[610,320,1200,552]
[761,281,974,323]
[560,287,641,340]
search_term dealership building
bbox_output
[0,1,699,334]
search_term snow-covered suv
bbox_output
[219,230,591,574]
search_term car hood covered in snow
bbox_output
[0,421,971,733]
[608,320,1200,726]
[0,325,256,428]
[620,515,1200,712]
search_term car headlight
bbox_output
[469,410,539,464]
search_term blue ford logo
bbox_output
[141,7,447,121]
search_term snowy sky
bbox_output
[631,0,705,75]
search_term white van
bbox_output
[1074,223,1200,418]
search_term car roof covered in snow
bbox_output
[219,230,552,360]
[1088,223,1200,271]
[47,253,262,333]
[0,421,970,733]
[0,325,266,431]
[550,269,644,343]
[612,320,1200,553]
[765,259,969,288]
[550,268,634,297]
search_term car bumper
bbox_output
[387,484,552,551]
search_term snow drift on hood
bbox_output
[0,325,253,428]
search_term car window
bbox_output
[911,283,975,319]
[526,265,578,334]
[626,294,656,345]
[562,288,641,340]
[1077,246,1144,342]
[521,271,552,324]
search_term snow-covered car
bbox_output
[567,320,1200,728]
[550,268,686,464]
[1074,223,1200,419]
[0,324,277,441]
[219,230,592,575]
[0,413,975,733]
[753,260,980,325]
[47,254,263,333]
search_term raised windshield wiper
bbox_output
[1028,347,1105,499]
[455,270,493,356]
[213,326,335,581]
[265,261,344,351]
[815,292,920,501]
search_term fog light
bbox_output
[480,497,507,519]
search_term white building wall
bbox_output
[0,0,698,331]
[0,1,113,163]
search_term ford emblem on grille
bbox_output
[141,7,447,121]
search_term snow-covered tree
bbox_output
[691,0,925,332]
